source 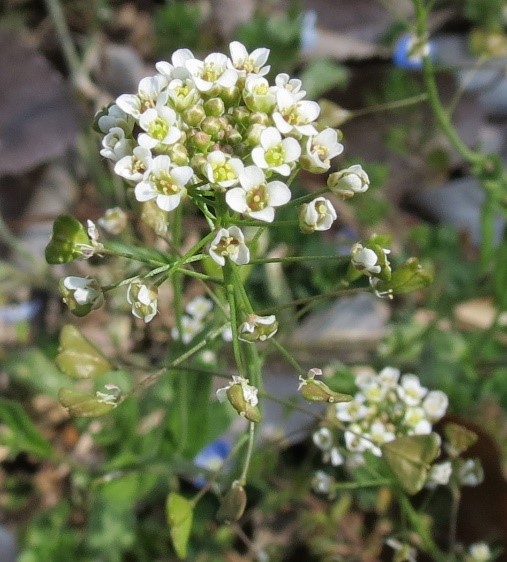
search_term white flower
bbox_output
[134,155,193,212]
[185,296,213,320]
[138,106,181,149]
[229,41,270,77]
[350,244,382,276]
[311,470,334,495]
[165,78,200,112]
[97,207,128,235]
[114,146,152,182]
[398,374,428,406]
[100,127,133,161]
[304,128,343,172]
[335,394,369,422]
[62,276,103,308]
[299,197,337,232]
[116,75,168,118]
[345,424,371,454]
[329,447,344,467]
[97,103,134,134]
[274,73,306,100]
[328,164,370,198]
[127,280,158,323]
[457,458,484,487]
[404,407,432,435]
[238,313,278,342]
[243,75,277,113]
[426,461,452,488]
[205,151,244,190]
[369,420,395,453]
[272,89,320,136]
[251,127,301,176]
[171,314,204,344]
[422,390,448,422]
[185,52,238,92]
[209,226,250,266]
[312,427,333,451]
[378,366,400,388]
[226,166,291,222]
[468,542,492,562]
[155,48,194,80]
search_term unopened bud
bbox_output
[168,143,189,166]
[201,116,224,138]
[204,97,225,117]
[183,104,206,127]
[220,86,241,107]
[249,112,270,126]
[328,165,369,198]
[190,131,212,152]
[231,107,250,127]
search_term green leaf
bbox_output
[58,388,116,417]
[166,492,193,559]
[45,215,90,264]
[299,58,349,99]
[0,397,54,459]
[56,325,113,379]
[382,433,441,495]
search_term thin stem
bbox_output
[398,493,448,561]
[334,479,393,490]
[349,93,429,120]
[238,422,255,485]
[249,255,349,265]
[284,187,329,209]
[448,486,461,556]
[269,338,307,378]
[259,391,322,420]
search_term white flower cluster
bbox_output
[96,42,346,269]
[313,367,448,462]
[334,367,448,457]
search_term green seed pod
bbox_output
[216,481,247,523]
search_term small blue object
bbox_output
[193,439,231,488]
[393,33,434,70]
[300,10,318,53]
[0,299,43,323]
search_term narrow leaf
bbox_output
[0,397,54,459]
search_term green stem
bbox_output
[349,93,429,119]
[413,0,483,166]
[334,479,393,490]
[238,422,256,485]
[480,190,495,273]
[269,338,307,378]
[249,255,349,265]
[398,493,448,561]
[285,187,329,209]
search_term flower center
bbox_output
[154,171,179,195]
[140,97,155,113]
[201,63,221,83]
[246,184,268,211]
[312,143,329,161]
[316,202,328,219]
[265,145,285,166]
[214,236,239,257]
[176,85,191,98]
[282,105,302,125]
[132,156,146,175]
[254,83,269,95]
[212,162,236,183]
[148,117,169,141]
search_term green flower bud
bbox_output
[328,165,369,198]
[201,116,224,138]
[190,130,212,152]
[231,107,250,127]
[220,86,241,107]
[168,142,189,166]
[190,153,208,176]
[249,111,270,126]
[216,481,247,523]
[245,124,266,146]
[183,104,206,127]
[204,97,225,117]
[224,126,242,146]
